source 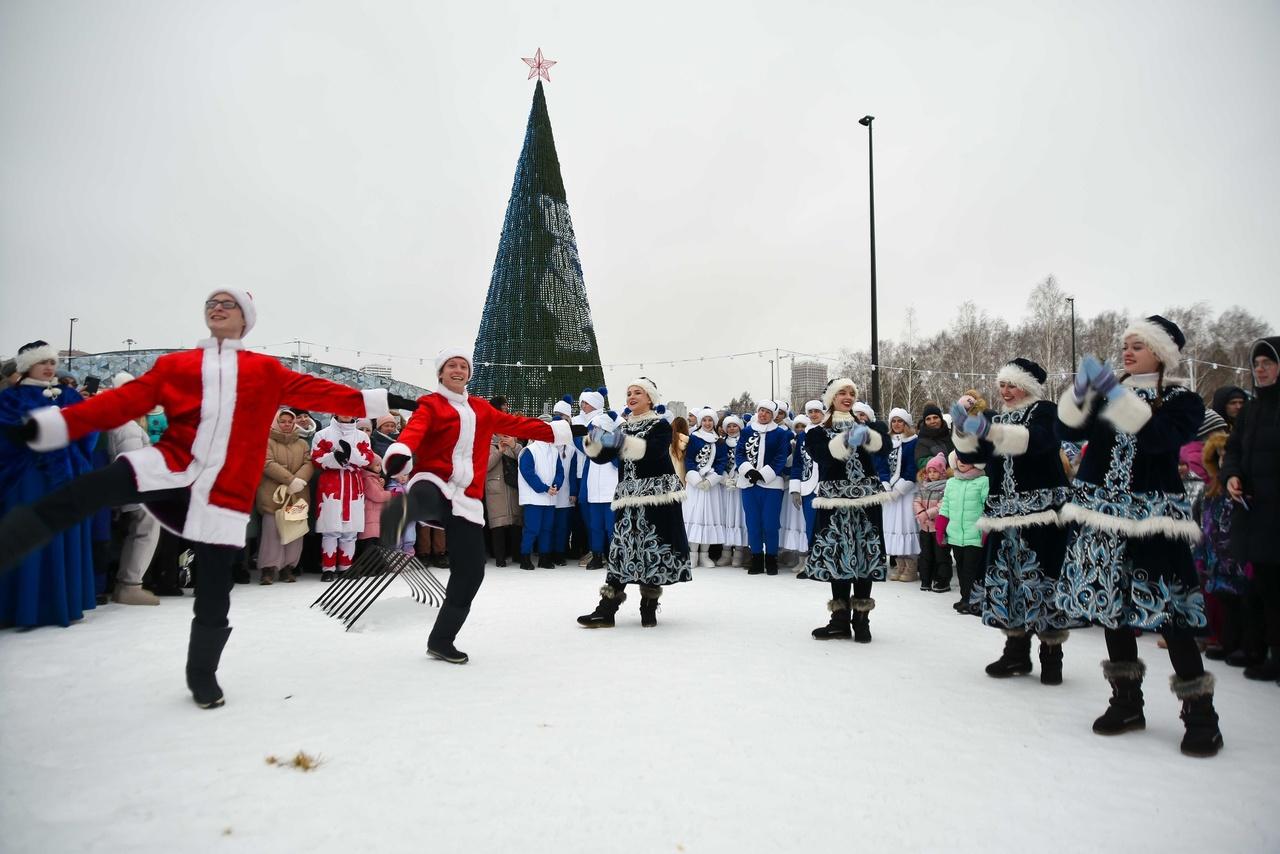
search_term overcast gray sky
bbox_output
[3,0,1277,407]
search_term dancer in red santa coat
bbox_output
[0,289,416,708]
[381,346,585,664]
[311,414,377,579]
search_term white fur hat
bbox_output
[694,406,719,426]
[207,288,257,337]
[579,386,607,412]
[553,396,574,418]
[852,401,876,421]
[1124,315,1185,371]
[888,407,912,426]
[113,371,135,388]
[627,376,662,407]
[804,399,825,414]
[996,358,1047,400]
[755,398,779,414]
[15,341,58,376]
[435,346,472,375]
[722,414,744,431]
[822,377,857,410]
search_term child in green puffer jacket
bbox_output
[937,450,988,615]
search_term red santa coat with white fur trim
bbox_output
[311,421,376,534]
[27,338,390,546]
[384,387,573,527]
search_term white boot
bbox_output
[732,546,749,567]
[699,544,715,569]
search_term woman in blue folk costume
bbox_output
[1056,316,1223,757]
[577,409,621,570]
[718,414,750,567]
[803,379,892,642]
[737,399,791,575]
[683,406,728,568]
[0,341,98,628]
[782,400,825,571]
[952,358,1075,685]
[577,377,691,628]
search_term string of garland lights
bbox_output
[245,339,1253,380]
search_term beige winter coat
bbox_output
[485,440,523,528]
[257,427,315,515]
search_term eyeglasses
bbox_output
[204,299,239,310]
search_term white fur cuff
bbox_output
[1101,388,1151,434]
[361,388,390,419]
[384,440,413,469]
[828,434,851,461]
[1056,387,1095,429]
[619,435,646,461]
[952,429,978,453]
[28,405,70,452]
[988,423,1029,457]
[864,430,883,453]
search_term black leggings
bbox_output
[1104,626,1204,680]
[26,458,238,628]
[829,579,873,601]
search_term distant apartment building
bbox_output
[790,361,828,411]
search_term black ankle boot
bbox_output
[537,555,555,569]
[380,482,448,549]
[427,604,471,664]
[586,552,605,570]
[812,598,852,640]
[519,554,535,571]
[186,620,232,709]
[747,553,764,575]
[578,585,626,628]
[639,586,661,627]
[1243,647,1280,681]
[765,554,778,575]
[1093,660,1146,735]
[553,553,567,567]
[985,631,1034,678]
[1172,673,1223,757]
[1038,630,1068,685]
[850,598,874,643]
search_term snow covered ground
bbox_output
[2,563,1277,854]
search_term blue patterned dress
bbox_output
[588,412,691,586]
[800,416,892,582]
[1055,377,1207,631]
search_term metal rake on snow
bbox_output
[309,545,448,631]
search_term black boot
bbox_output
[537,554,556,569]
[380,481,448,549]
[427,604,470,664]
[491,529,507,567]
[811,598,852,640]
[985,630,1034,678]
[639,585,661,627]
[586,552,605,570]
[553,553,567,567]
[0,505,56,573]
[1171,673,1223,757]
[1243,646,1280,681]
[519,554,535,571]
[577,585,627,628]
[1224,647,1263,667]
[765,554,778,576]
[1093,660,1146,735]
[185,619,232,709]
[747,553,764,575]
[1038,630,1068,685]
[850,598,874,643]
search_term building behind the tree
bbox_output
[469,80,606,414]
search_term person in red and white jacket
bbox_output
[380,346,584,665]
[0,289,415,710]
[311,415,376,579]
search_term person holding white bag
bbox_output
[255,408,314,584]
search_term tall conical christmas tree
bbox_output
[469,80,606,413]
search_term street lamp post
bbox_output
[859,115,880,414]
[1066,297,1077,370]
[67,317,78,376]
[768,360,775,400]
[124,338,137,372]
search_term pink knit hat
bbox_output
[926,452,947,474]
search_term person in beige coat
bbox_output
[485,434,522,567]
[255,409,314,583]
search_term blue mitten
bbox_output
[1074,355,1101,404]
[590,425,625,450]
[962,412,991,440]
[845,424,870,449]
[1088,360,1123,401]
[950,403,970,436]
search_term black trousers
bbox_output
[952,545,984,599]
[1252,563,1280,648]
[917,532,952,587]
[26,458,239,628]
[1104,626,1205,680]
[828,579,874,601]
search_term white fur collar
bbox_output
[436,385,468,404]
[750,419,777,433]
[831,411,853,426]
[20,378,55,388]
[692,429,718,442]
[197,337,244,351]
[1000,396,1038,413]
[628,410,659,423]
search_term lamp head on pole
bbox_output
[859,115,875,127]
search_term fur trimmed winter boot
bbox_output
[888,560,902,582]
[578,585,627,628]
[731,546,749,568]
[1093,659,1146,735]
[185,620,232,709]
[765,554,779,576]
[1171,673,1223,757]
[112,582,160,605]
[639,585,662,627]
[748,553,764,575]
[1037,630,1068,685]
[850,598,875,643]
[812,598,853,640]
[985,630,1034,677]
[586,551,605,570]
[427,604,471,664]
[897,558,918,583]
